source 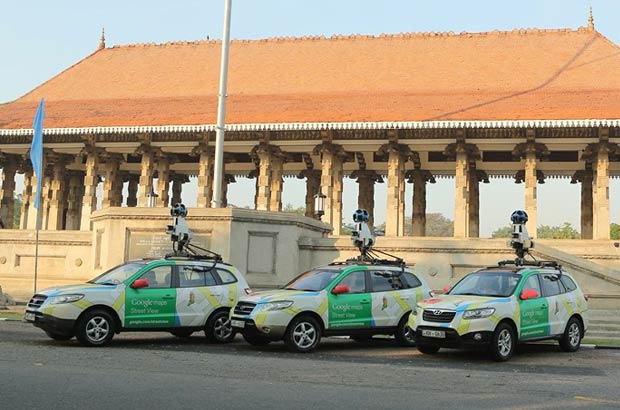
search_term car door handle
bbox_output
[541,304,548,307]
[360,300,370,304]
[162,295,175,300]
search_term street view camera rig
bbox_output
[165,203,221,261]
[347,209,405,267]
[497,210,561,271]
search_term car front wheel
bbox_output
[490,323,515,362]
[284,315,321,353]
[559,317,583,352]
[76,309,115,347]
[395,314,417,347]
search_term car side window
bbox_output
[560,276,577,292]
[370,271,405,292]
[521,274,541,296]
[140,265,172,289]
[403,272,422,288]
[337,271,367,293]
[216,269,237,284]
[178,265,217,288]
[540,274,561,297]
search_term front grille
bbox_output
[423,309,456,323]
[27,294,47,309]
[234,301,257,316]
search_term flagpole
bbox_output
[34,199,40,294]
[30,98,45,295]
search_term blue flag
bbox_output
[30,98,45,209]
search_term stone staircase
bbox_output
[586,310,620,342]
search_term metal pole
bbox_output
[212,0,233,208]
[33,192,41,294]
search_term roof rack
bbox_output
[494,258,562,271]
[329,257,406,268]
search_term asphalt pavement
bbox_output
[1,321,620,410]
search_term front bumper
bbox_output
[26,310,76,335]
[415,326,493,349]
[230,316,287,340]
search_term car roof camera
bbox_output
[165,203,222,262]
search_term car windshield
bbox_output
[88,262,147,285]
[449,271,521,297]
[283,269,342,291]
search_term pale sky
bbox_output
[2,0,619,236]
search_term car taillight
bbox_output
[244,288,252,295]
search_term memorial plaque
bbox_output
[127,232,211,260]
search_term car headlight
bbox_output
[48,294,84,305]
[260,300,294,311]
[463,307,495,320]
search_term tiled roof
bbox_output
[1,26,620,130]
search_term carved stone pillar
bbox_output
[171,174,188,206]
[383,143,408,237]
[102,154,123,208]
[351,170,382,230]
[407,169,435,237]
[593,144,610,240]
[126,175,139,207]
[39,175,52,230]
[221,174,235,208]
[467,167,488,238]
[81,149,99,231]
[20,169,33,229]
[513,135,549,239]
[65,172,84,230]
[47,157,69,230]
[156,158,171,207]
[314,143,347,235]
[571,166,593,239]
[445,140,479,238]
[192,144,214,208]
[299,169,321,218]
[0,157,17,228]
[255,145,272,211]
[269,157,284,212]
[137,145,155,207]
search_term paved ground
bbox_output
[1,321,620,410]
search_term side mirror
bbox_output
[130,278,149,289]
[520,288,539,300]
[442,285,451,294]
[332,284,350,295]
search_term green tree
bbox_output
[611,223,620,240]
[12,193,23,228]
[282,203,306,216]
[491,225,513,238]
[425,213,454,237]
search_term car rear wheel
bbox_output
[205,310,235,343]
[284,315,321,353]
[395,314,417,347]
[490,323,515,362]
[45,331,73,341]
[76,309,115,347]
[559,317,583,352]
[170,329,194,338]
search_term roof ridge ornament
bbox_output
[99,27,106,50]
[588,6,595,31]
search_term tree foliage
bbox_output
[12,194,23,229]
[375,213,453,237]
[492,222,580,239]
[282,203,306,216]
[610,223,620,240]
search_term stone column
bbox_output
[571,167,593,239]
[20,170,33,229]
[126,175,139,207]
[407,169,435,237]
[171,174,187,205]
[221,174,235,208]
[315,143,346,235]
[269,157,284,212]
[81,150,99,231]
[65,172,83,230]
[156,158,170,207]
[102,155,122,208]
[0,158,17,228]
[351,170,381,230]
[255,145,272,211]
[40,175,52,230]
[137,146,155,207]
[384,144,407,237]
[194,145,214,208]
[299,169,321,218]
[47,158,69,230]
[453,146,469,238]
[593,144,610,240]
[523,150,538,238]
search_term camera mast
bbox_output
[165,204,221,261]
